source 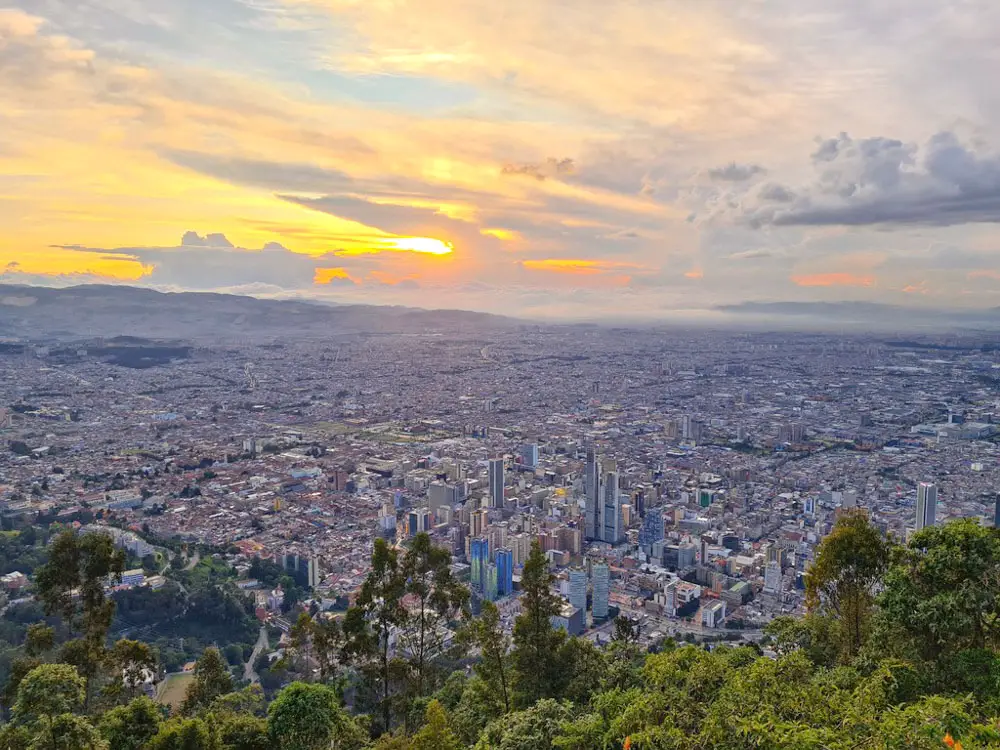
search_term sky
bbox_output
[4,0,1000,321]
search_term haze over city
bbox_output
[5,1,1000,320]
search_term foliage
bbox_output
[466,601,511,713]
[267,681,363,750]
[400,533,470,699]
[97,696,164,750]
[343,538,408,733]
[510,543,565,707]
[879,519,1000,663]
[804,509,889,661]
[181,648,234,715]
[410,699,463,750]
[10,518,1000,750]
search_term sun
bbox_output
[386,237,454,255]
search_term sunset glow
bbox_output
[3,0,1000,317]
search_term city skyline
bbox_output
[6,2,1000,320]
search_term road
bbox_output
[244,626,268,684]
[182,551,201,571]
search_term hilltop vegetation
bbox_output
[4,515,1000,748]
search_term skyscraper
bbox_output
[520,444,539,468]
[916,482,937,530]
[583,447,600,540]
[592,563,610,619]
[638,510,664,549]
[601,471,622,543]
[488,458,505,509]
[485,562,499,602]
[496,547,513,597]
[470,537,489,593]
[568,567,587,611]
[763,561,782,594]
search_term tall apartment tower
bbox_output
[592,563,610,619]
[568,568,587,612]
[583,447,600,540]
[601,471,622,544]
[488,458,505,509]
[915,482,938,530]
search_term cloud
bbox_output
[708,163,765,182]
[520,258,644,275]
[791,272,875,288]
[727,249,774,261]
[501,158,575,181]
[53,234,358,290]
[164,150,357,193]
[181,231,234,248]
[734,131,1000,228]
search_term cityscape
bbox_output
[7,0,1000,744]
[4,296,999,658]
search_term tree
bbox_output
[511,542,565,707]
[11,664,86,726]
[287,612,315,679]
[267,682,362,750]
[103,639,157,703]
[11,664,97,750]
[410,700,461,750]
[804,509,888,660]
[216,713,269,750]
[476,698,572,750]
[343,538,408,733]
[400,533,469,698]
[312,614,344,683]
[58,639,106,707]
[556,637,607,706]
[147,717,220,750]
[33,530,126,705]
[612,615,641,645]
[880,519,1000,662]
[764,614,841,668]
[24,624,55,657]
[467,600,512,714]
[35,531,126,640]
[181,648,233,715]
[97,696,164,750]
[35,714,108,750]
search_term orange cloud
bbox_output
[481,228,522,242]
[791,272,874,288]
[685,268,703,279]
[522,259,642,275]
[314,267,356,285]
[967,269,1000,280]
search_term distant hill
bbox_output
[714,300,1000,330]
[0,284,517,342]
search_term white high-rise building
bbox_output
[763,561,782,594]
[592,563,610,619]
[916,482,938,530]
[568,568,587,612]
[488,458,505,508]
